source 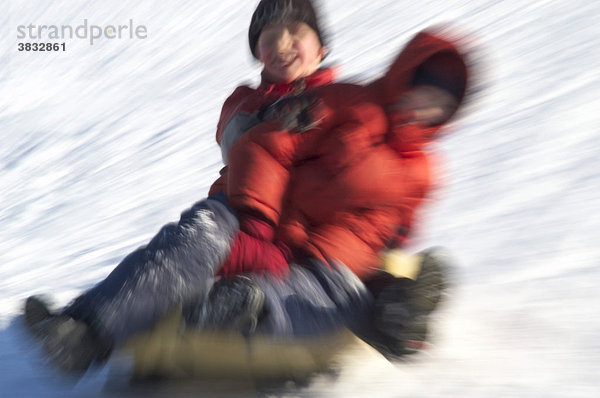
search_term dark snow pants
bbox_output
[64,196,374,346]
[64,197,238,345]
[251,261,374,339]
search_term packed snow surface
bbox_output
[1,0,599,396]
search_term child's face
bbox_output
[257,22,326,84]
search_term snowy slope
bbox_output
[1,0,599,396]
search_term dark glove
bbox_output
[259,94,324,133]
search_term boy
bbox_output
[25,0,468,375]
[207,0,467,357]
[211,0,465,278]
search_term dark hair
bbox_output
[249,0,325,58]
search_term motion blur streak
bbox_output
[1,0,599,397]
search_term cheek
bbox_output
[296,43,312,60]
[299,41,322,60]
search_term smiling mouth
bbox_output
[276,56,297,69]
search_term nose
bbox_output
[275,29,293,54]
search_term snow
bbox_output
[1,0,599,396]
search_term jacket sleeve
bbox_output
[226,120,298,226]
[208,85,257,197]
[215,86,257,147]
[208,166,228,197]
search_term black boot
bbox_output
[195,275,265,336]
[372,247,452,359]
[24,296,112,375]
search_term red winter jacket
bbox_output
[210,31,468,280]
